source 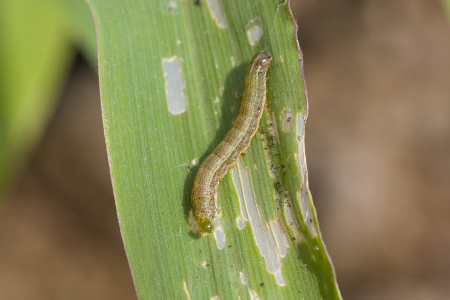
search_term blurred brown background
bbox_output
[1,0,450,299]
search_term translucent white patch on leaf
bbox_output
[187,209,199,233]
[249,290,261,300]
[270,221,287,257]
[166,2,177,10]
[245,17,263,46]
[236,217,246,230]
[183,280,192,300]
[240,271,248,285]
[206,0,227,28]
[211,297,221,300]
[281,108,292,132]
[232,164,249,229]
[162,57,186,114]
[233,159,286,286]
[247,25,263,46]
[213,217,225,249]
[295,113,318,237]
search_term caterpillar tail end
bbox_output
[199,219,214,233]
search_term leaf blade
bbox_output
[87,0,341,299]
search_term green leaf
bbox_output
[87,0,341,299]
[49,0,98,67]
[0,0,73,196]
[0,0,96,197]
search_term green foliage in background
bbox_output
[0,0,96,197]
[443,0,450,21]
[87,0,341,299]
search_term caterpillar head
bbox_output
[199,219,214,233]
[252,51,272,69]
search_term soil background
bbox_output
[1,0,450,299]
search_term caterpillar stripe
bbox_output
[192,51,272,233]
